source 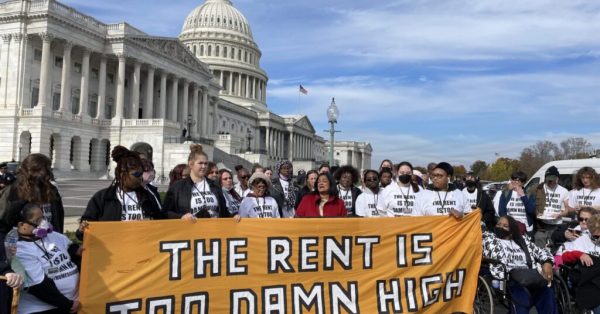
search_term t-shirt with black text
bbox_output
[238,196,280,218]
[416,189,469,216]
[540,184,569,225]
[377,183,424,217]
[190,180,219,217]
[567,188,600,209]
[338,185,355,216]
[116,188,145,221]
[355,189,384,217]
[504,192,531,231]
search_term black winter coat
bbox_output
[80,184,165,222]
[163,177,229,219]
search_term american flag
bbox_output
[299,85,308,95]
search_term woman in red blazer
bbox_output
[296,173,347,217]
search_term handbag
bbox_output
[509,268,548,290]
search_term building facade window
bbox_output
[33,49,42,61]
[91,68,99,79]
[31,88,39,108]
[74,62,82,73]
[54,56,63,68]
[52,92,60,110]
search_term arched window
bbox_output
[216,46,220,57]
[193,45,197,54]
[208,45,212,56]
[200,45,204,56]
[231,47,235,59]
[238,50,241,60]
[244,51,248,62]
[223,46,228,58]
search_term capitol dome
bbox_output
[180,0,268,109]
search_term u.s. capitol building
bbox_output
[0,0,371,178]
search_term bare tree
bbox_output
[518,140,560,177]
[559,137,592,159]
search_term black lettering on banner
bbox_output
[324,236,353,271]
[159,241,190,280]
[181,292,209,314]
[105,299,142,314]
[291,283,325,314]
[329,281,360,314]
[376,279,402,314]
[268,237,295,274]
[262,285,286,313]
[404,278,418,312]
[355,236,380,269]
[420,274,443,308]
[412,234,433,266]
[230,289,257,314]
[227,238,249,276]
[194,239,221,278]
[396,235,407,268]
[443,269,466,302]
[298,237,319,272]
[145,296,174,314]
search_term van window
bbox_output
[558,174,572,191]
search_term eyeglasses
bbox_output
[240,176,249,180]
[130,171,143,178]
[365,178,379,182]
[578,217,589,222]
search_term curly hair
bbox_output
[333,165,360,185]
[573,166,600,190]
[15,153,56,204]
[111,145,142,188]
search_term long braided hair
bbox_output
[111,145,143,196]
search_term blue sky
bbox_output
[63,0,600,168]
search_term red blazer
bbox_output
[296,193,347,217]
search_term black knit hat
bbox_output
[545,166,559,181]
[434,162,454,176]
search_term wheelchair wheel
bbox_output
[553,274,571,314]
[474,276,494,314]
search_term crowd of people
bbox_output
[0,144,599,313]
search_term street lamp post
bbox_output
[186,114,196,142]
[246,129,253,152]
[325,97,340,167]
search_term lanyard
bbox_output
[581,188,594,204]
[544,185,557,208]
[339,185,351,203]
[398,185,411,213]
[436,190,449,213]
[255,197,266,215]
[121,190,140,208]
[34,239,51,259]
[193,180,208,204]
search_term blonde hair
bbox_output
[188,144,207,162]
[588,214,600,234]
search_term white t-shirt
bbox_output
[567,188,600,208]
[17,233,79,314]
[116,188,145,221]
[41,203,53,223]
[417,189,469,216]
[338,185,355,216]
[503,192,532,231]
[234,182,251,198]
[539,184,569,225]
[493,192,501,216]
[462,188,478,214]
[499,239,528,271]
[280,179,290,198]
[190,180,219,218]
[355,189,384,217]
[563,234,600,258]
[377,183,423,217]
[238,196,280,218]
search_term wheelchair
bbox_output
[474,259,572,313]
[558,263,600,314]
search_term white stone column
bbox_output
[237,73,242,97]
[96,55,107,119]
[280,131,284,159]
[219,71,224,90]
[78,48,90,116]
[258,81,262,103]
[144,65,154,119]
[289,131,294,161]
[192,85,199,135]
[58,42,72,112]
[201,88,208,136]
[228,71,233,94]
[159,70,167,119]
[0,34,10,106]
[131,60,141,119]
[170,75,178,122]
[37,33,53,107]
[213,98,219,134]
[265,127,271,157]
[114,54,126,119]
[245,75,250,98]
[181,80,189,125]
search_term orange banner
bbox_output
[79,211,482,313]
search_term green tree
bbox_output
[470,160,488,178]
[453,165,467,177]
[489,157,520,181]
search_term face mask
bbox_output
[32,219,54,238]
[494,227,511,239]
[398,174,412,184]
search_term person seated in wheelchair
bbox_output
[561,214,600,313]
[483,215,557,314]
[551,206,595,252]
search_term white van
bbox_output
[524,158,600,192]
